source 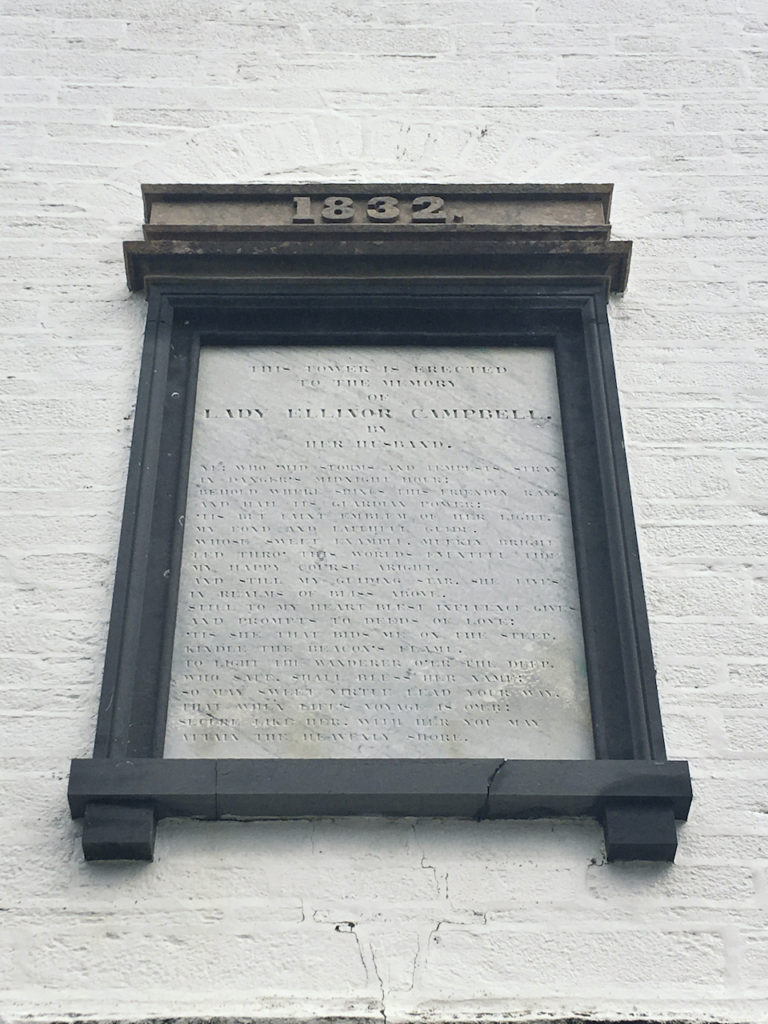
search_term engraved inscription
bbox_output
[165,346,594,758]
[292,195,451,224]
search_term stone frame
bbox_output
[68,278,691,862]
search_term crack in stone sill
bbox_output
[477,758,506,820]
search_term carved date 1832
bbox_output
[292,195,449,224]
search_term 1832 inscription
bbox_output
[165,346,594,759]
[293,195,450,223]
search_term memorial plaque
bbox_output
[69,184,691,863]
[165,345,593,760]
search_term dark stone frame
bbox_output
[68,279,691,862]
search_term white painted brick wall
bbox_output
[1,1,766,1022]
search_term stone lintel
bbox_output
[124,183,632,293]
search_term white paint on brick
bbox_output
[1,1,767,1022]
